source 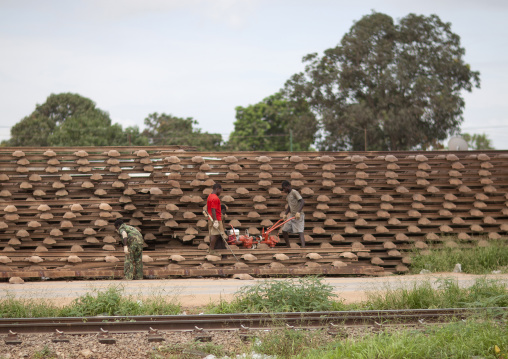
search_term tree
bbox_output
[2,93,148,146]
[4,114,56,146]
[283,12,480,151]
[461,133,494,150]
[122,126,149,146]
[5,93,98,146]
[48,114,148,146]
[227,92,317,151]
[142,113,222,150]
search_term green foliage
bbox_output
[61,285,125,316]
[32,345,57,359]
[0,285,181,318]
[363,277,508,310]
[48,114,119,146]
[461,132,495,150]
[208,276,341,313]
[123,126,149,145]
[206,276,507,315]
[60,285,181,317]
[228,92,317,151]
[4,115,56,146]
[5,92,96,146]
[284,12,480,151]
[410,239,508,274]
[0,293,63,318]
[2,93,148,146]
[142,113,222,150]
[302,320,508,359]
[254,327,328,359]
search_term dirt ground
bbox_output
[1,273,507,309]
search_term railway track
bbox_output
[1,307,505,335]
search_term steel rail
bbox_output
[0,307,505,334]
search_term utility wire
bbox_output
[461,126,508,130]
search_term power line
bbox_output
[461,126,508,130]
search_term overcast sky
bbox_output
[1,0,507,149]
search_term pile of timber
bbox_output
[0,147,507,279]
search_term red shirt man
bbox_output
[207,192,221,221]
[206,183,223,252]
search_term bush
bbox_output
[62,286,124,316]
[209,276,341,314]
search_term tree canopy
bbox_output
[48,114,147,146]
[142,113,222,151]
[283,12,480,151]
[227,92,317,151]
[461,133,494,150]
[3,93,147,146]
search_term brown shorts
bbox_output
[208,220,225,236]
[281,213,305,233]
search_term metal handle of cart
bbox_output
[264,217,295,236]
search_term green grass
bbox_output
[2,277,508,359]
[0,294,62,318]
[207,276,344,314]
[410,238,508,274]
[206,276,508,314]
[3,277,507,319]
[60,286,181,316]
[299,320,508,359]
[148,319,508,359]
[363,277,508,310]
[253,327,329,359]
[0,285,181,318]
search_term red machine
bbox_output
[227,217,295,249]
[227,229,255,249]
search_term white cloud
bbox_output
[86,0,259,28]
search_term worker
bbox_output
[213,204,228,250]
[114,218,145,280]
[281,180,306,247]
[207,183,225,253]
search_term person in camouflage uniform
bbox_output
[114,219,145,280]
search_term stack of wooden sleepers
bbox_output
[0,147,507,279]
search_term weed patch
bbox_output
[32,345,57,359]
[410,239,508,274]
[363,277,508,310]
[0,285,181,318]
[208,276,341,314]
[207,276,508,314]
[60,285,181,317]
[301,319,508,359]
[0,294,62,318]
[254,328,328,359]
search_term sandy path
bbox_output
[1,273,507,308]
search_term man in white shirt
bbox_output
[281,180,305,248]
